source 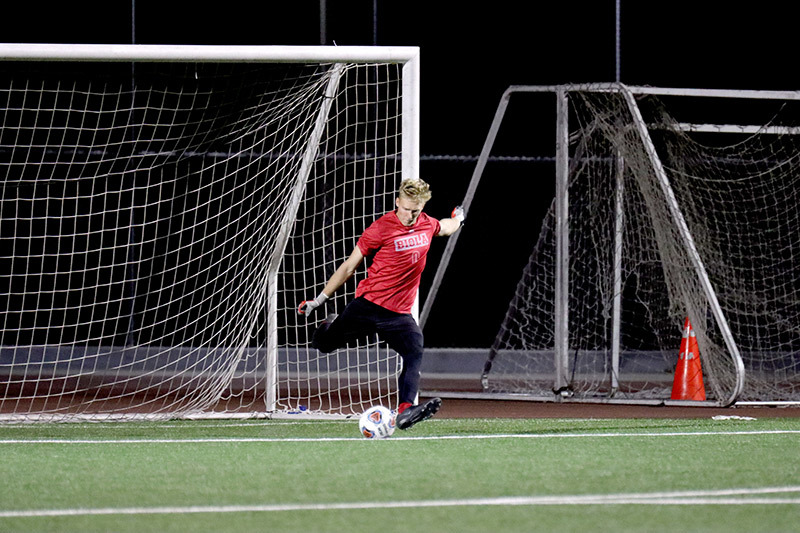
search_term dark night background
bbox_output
[2,1,797,348]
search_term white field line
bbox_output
[2,487,800,518]
[0,420,351,430]
[0,429,799,444]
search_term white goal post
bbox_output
[433,83,800,406]
[0,43,420,421]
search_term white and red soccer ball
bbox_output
[358,405,396,439]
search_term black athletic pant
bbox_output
[312,297,424,405]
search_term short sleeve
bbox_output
[356,219,384,257]
[430,216,441,238]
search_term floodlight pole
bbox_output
[615,0,621,82]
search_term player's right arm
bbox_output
[438,205,465,237]
[298,246,365,315]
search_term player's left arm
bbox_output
[437,205,465,237]
[298,246,364,315]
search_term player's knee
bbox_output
[311,334,334,353]
[312,339,336,353]
[311,326,337,353]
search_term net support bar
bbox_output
[619,85,745,406]
[610,151,625,395]
[554,88,570,394]
[263,64,345,411]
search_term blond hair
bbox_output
[398,178,432,203]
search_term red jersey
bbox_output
[355,211,441,314]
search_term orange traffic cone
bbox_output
[670,317,706,401]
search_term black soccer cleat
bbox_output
[396,397,442,430]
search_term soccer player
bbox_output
[298,178,464,429]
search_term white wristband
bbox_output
[315,292,329,305]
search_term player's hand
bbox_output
[451,205,465,223]
[298,292,329,315]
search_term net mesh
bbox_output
[483,88,800,403]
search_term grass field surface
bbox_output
[1,414,799,532]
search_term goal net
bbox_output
[0,44,419,421]
[479,84,800,405]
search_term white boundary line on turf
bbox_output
[0,429,799,444]
[2,486,800,518]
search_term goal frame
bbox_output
[427,83,800,407]
[0,43,420,418]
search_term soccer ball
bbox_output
[358,405,396,439]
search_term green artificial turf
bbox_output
[1,416,799,532]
